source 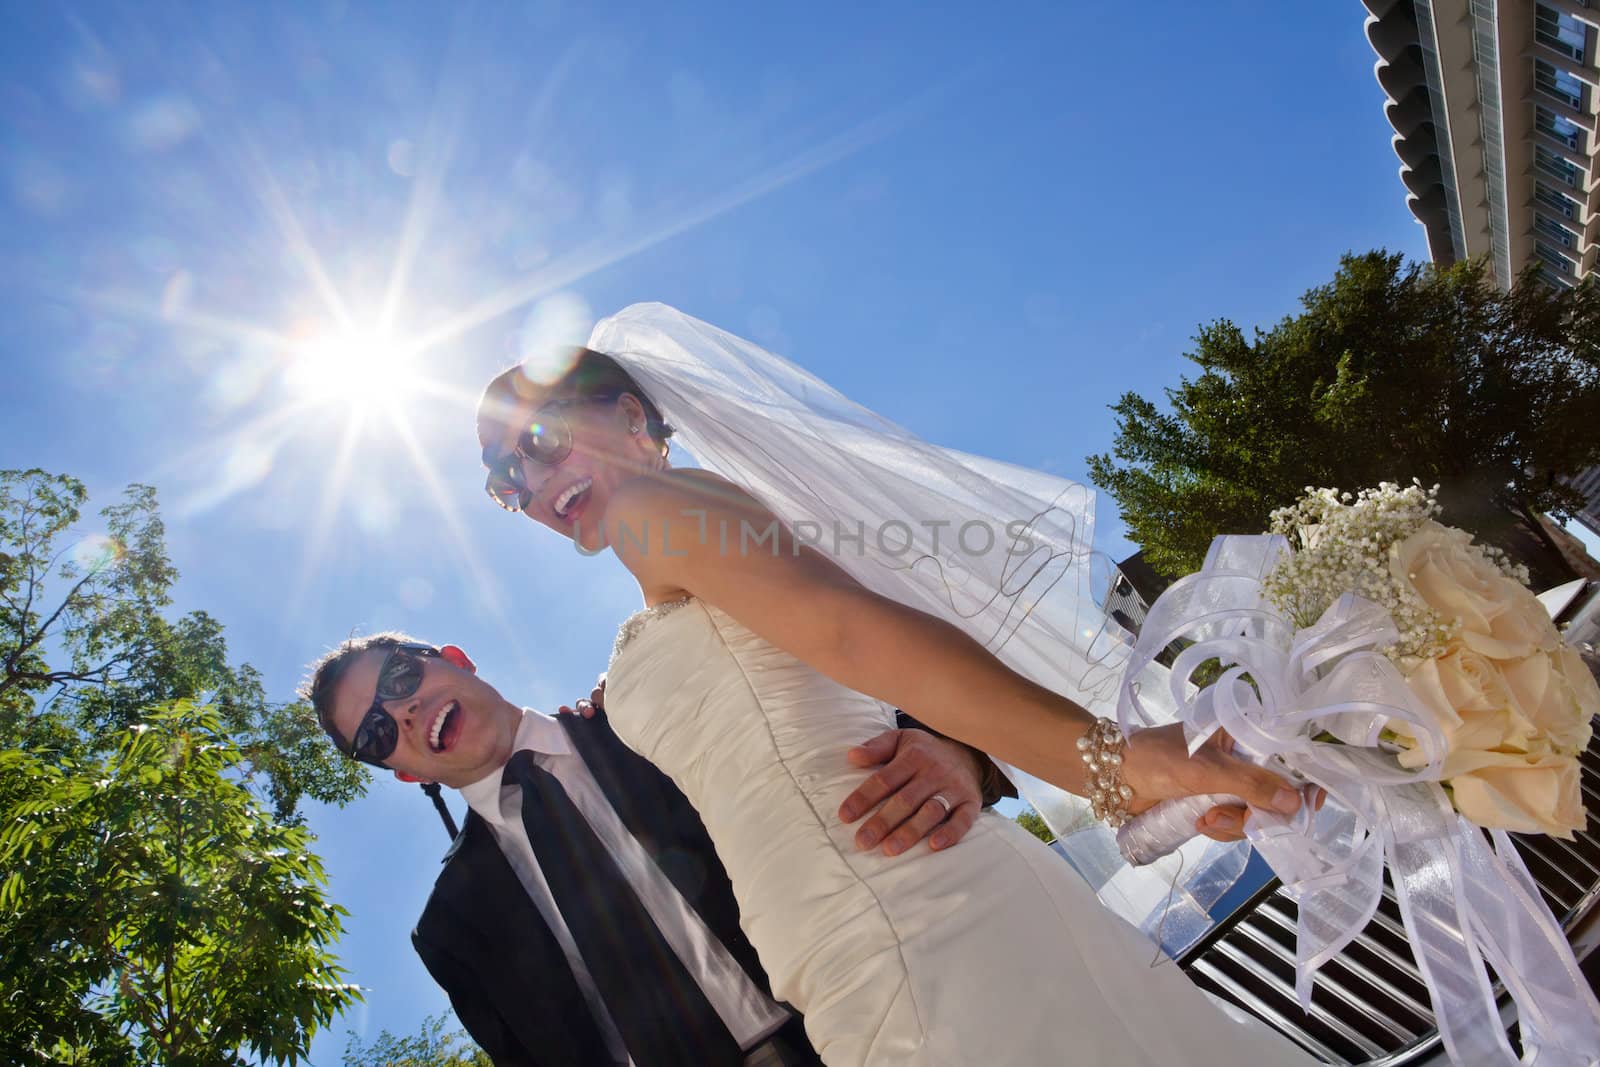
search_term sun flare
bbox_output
[286,327,419,411]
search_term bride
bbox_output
[476,304,1318,1065]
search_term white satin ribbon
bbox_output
[1115,535,1600,1066]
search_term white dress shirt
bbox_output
[458,709,790,1064]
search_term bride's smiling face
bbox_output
[483,389,664,552]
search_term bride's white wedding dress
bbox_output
[606,598,1319,1066]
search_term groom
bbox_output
[303,632,1011,1066]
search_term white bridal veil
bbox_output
[588,302,1247,953]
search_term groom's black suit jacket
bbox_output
[410,709,801,1067]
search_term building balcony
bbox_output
[1359,0,1410,19]
[1544,0,1600,34]
[1540,133,1597,174]
[1392,127,1441,170]
[1385,85,1434,139]
[1527,86,1595,130]
[1408,199,1456,265]
[1401,156,1444,198]
[1532,42,1600,89]
[1366,9,1420,64]
[1376,47,1427,101]
[1535,180,1590,227]
[1535,213,1585,257]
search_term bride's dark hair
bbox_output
[477,347,675,453]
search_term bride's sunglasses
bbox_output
[345,643,443,767]
[483,394,618,513]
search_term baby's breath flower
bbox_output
[1263,483,1456,662]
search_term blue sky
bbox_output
[7,2,1575,1061]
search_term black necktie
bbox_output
[503,750,745,1067]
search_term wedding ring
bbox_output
[930,793,952,817]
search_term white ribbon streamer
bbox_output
[1115,534,1600,1066]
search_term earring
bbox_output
[628,424,640,434]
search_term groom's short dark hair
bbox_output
[300,631,426,750]
[476,347,674,452]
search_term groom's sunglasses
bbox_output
[483,393,619,513]
[345,643,443,767]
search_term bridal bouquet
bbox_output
[1261,483,1595,837]
[1115,482,1600,1066]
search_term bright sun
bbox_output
[287,328,417,412]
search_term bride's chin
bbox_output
[569,524,606,553]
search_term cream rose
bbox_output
[1390,522,1559,660]
[1446,752,1586,839]
[1396,647,1526,770]
[1501,646,1598,756]
[1394,640,1596,836]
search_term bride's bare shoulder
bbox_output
[609,468,761,519]
[666,468,739,492]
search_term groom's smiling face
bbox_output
[328,645,522,788]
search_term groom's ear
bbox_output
[440,645,476,674]
[393,770,434,784]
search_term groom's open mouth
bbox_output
[550,476,593,524]
[427,700,463,753]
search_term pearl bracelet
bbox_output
[1076,717,1135,828]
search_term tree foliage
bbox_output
[1087,253,1600,578]
[0,702,360,1066]
[342,1013,493,1067]
[0,469,371,1063]
[0,468,365,819]
[1014,807,1055,844]
[0,470,174,742]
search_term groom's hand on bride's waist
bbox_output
[556,674,608,718]
[560,679,995,856]
[838,729,987,857]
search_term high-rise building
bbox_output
[1363,0,1600,534]
[1571,462,1600,532]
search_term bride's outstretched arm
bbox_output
[606,471,1304,822]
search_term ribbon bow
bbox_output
[1117,535,1600,1066]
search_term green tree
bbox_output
[0,469,371,1062]
[1014,807,1055,844]
[0,702,360,1066]
[1087,253,1600,580]
[0,470,175,745]
[0,469,364,819]
[342,1013,492,1067]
